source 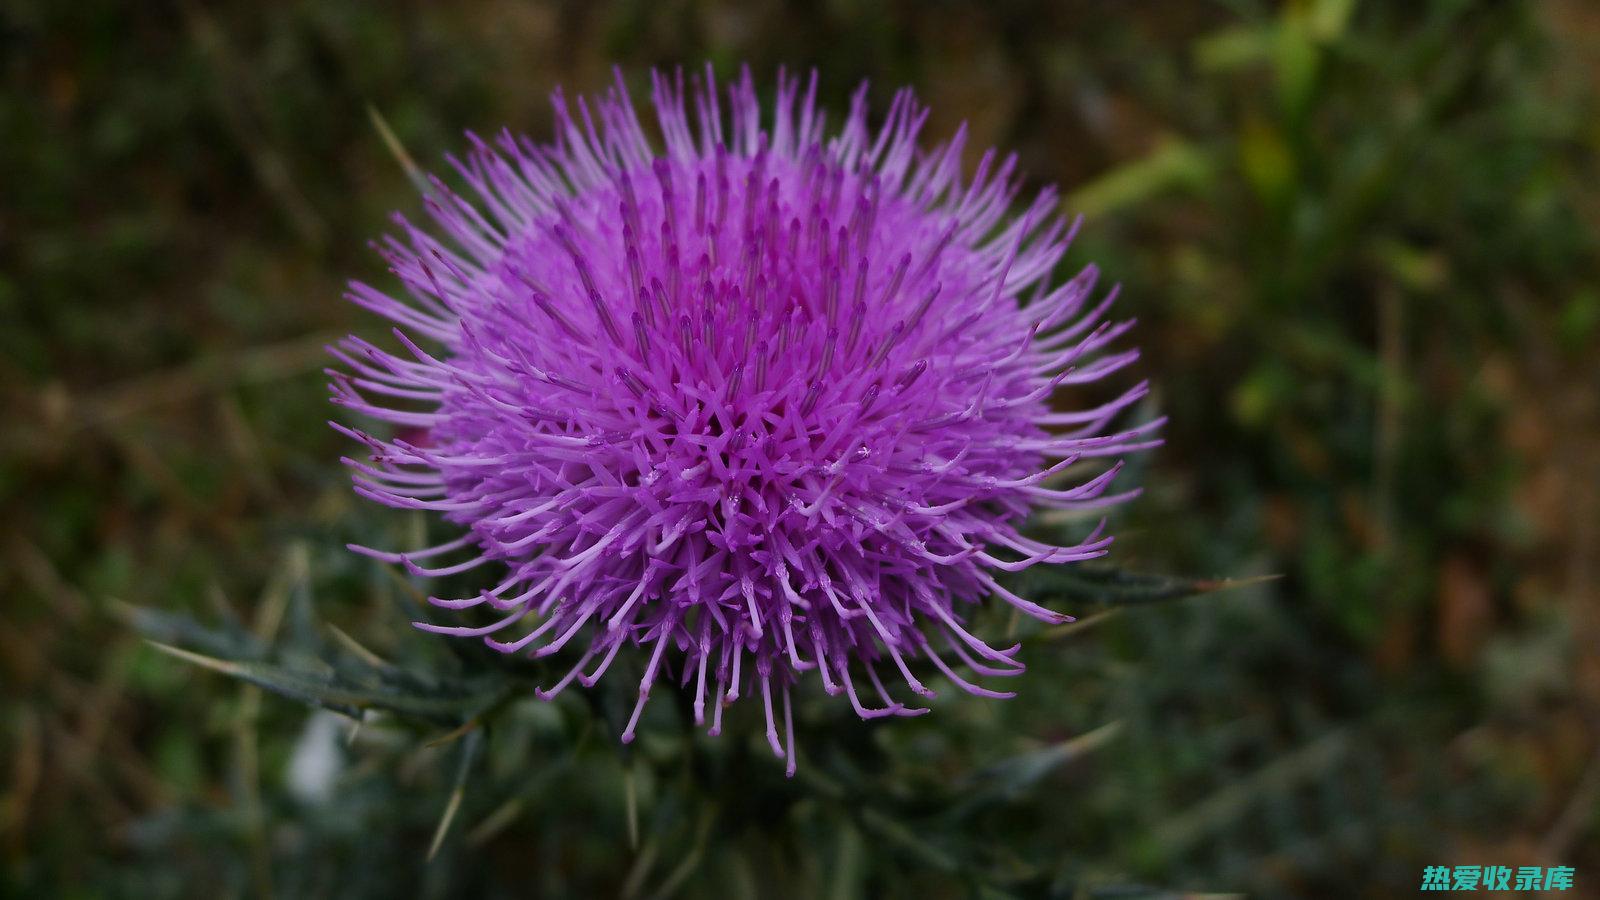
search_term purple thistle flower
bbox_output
[332,66,1159,774]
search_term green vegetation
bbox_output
[3,1,1596,896]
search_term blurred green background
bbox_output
[3,1,1598,897]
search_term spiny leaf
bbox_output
[114,600,265,660]
[1036,566,1279,607]
[857,807,960,874]
[943,721,1122,821]
[647,804,716,900]
[428,727,484,862]
[1151,729,1353,856]
[326,622,391,670]
[146,641,504,724]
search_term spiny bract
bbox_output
[332,66,1160,774]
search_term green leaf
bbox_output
[427,727,485,861]
[857,806,960,874]
[1274,7,1321,121]
[1239,117,1295,207]
[1559,289,1600,354]
[114,600,265,661]
[1036,565,1278,609]
[1194,25,1275,73]
[1309,0,1358,41]
[146,641,504,724]
[944,721,1123,821]
[1068,139,1212,220]
[1151,730,1353,856]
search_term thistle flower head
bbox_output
[333,66,1159,773]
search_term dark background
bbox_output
[3,1,1597,897]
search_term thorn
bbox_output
[326,623,390,669]
[144,640,244,677]
[425,718,480,749]
[427,785,464,862]
[429,728,483,862]
[368,103,427,192]
[625,765,640,850]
